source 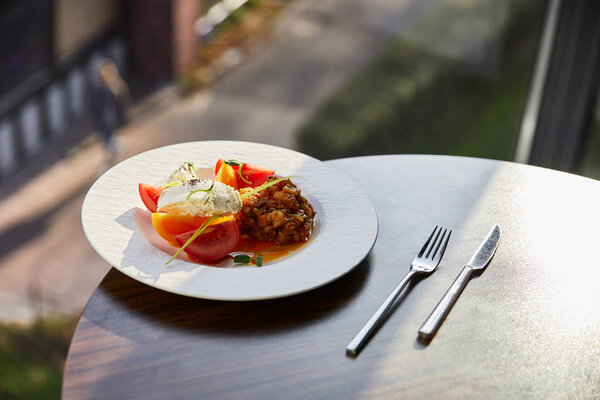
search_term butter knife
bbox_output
[418,224,501,340]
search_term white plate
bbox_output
[82,141,378,300]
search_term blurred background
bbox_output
[1,0,599,398]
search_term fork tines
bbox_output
[419,226,452,261]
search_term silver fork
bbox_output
[346,226,452,356]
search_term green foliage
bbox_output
[297,1,543,161]
[0,316,77,400]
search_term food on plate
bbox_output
[138,183,164,213]
[174,218,240,262]
[151,213,231,245]
[169,161,198,182]
[238,178,315,244]
[157,179,242,216]
[138,160,315,266]
[214,159,275,189]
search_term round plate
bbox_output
[82,141,378,300]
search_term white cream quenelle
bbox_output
[167,162,198,183]
[157,179,242,216]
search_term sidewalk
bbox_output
[0,0,431,324]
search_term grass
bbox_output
[0,316,77,400]
[297,0,545,161]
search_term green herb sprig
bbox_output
[164,181,181,188]
[224,159,243,166]
[240,176,300,199]
[224,159,252,185]
[186,181,215,203]
[233,254,263,267]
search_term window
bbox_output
[296,0,548,161]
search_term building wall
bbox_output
[128,0,173,81]
[0,0,205,182]
[54,0,121,59]
[173,0,202,73]
[0,1,52,97]
[0,1,125,182]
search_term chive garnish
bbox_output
[186,180,215,203]
[165,215,221,265]
[164,181,181,188]
[240,176,300,199]
[237,164,252,185]
[224,160,252,185]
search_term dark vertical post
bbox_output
[528,0,600,172]
[127,0,174,83]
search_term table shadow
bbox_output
[85,252,372,341]
[346,277,421,358]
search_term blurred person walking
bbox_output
[92,58,131,167]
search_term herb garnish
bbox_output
[224,159,243,166]
[224,159,252,185]
[233,254,263,267]
[165,215,221,265]
[239,176,299,199]
[237,164,252,185]
[186,180,215,203]
[164,181,181,188]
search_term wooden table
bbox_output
[63,155,600,399]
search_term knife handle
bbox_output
[418,266,474,340]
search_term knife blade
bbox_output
[467,224,501,270]
[418,224,501,341]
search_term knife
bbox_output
[418,224,501,341]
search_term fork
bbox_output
[346,226,452,356]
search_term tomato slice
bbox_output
[214,163,238,189]
[237,163,275,188]
[175,219,240,261]
[151,213,209,245]
[214,159,225,176]
[139,183,164,212]
[214,159,275,189]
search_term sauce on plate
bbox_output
[234,238,308,263]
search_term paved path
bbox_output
[0,0,438,323]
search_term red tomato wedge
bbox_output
[214,159,275,189]
[139,183,164,212]
[175,219,240,261]
[151,213,210,245]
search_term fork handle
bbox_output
[346,270,418,356]
[418,266,474,340]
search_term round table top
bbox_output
[63,155,600,400]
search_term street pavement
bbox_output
[0,0,438,324]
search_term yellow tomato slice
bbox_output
[151,213,234,245]
[214,163,238,189]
